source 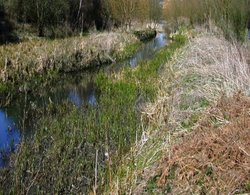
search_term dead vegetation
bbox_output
[116,30,250,194]
[153,31,250,194]
[169,32,250,132]
[158,93,250,194]
[0,32,138,85]
[95,28,250,194]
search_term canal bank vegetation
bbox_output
[0,1,249,194]
[0,32,141,103]
[0,0,163,104]
[155,30,250,194]
[0,30,187,194]
[108,27,250,194]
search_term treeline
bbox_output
[106,0,162,29]
[164,0,250,40]
[0,0,162,40]
[1,0,108,37]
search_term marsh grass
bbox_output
[103,34,187,194]
[0,32,139,97]
[137,29,250,194]
[0,32,186,194]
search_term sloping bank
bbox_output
[105,29,250,194]
[0,32,140,98]
[0,33,186,193]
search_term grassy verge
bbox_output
[126,28,250,194]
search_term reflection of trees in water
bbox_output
[2,74,97,134]
[129,33,166,67]
[68,81,96,107]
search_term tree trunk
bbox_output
[38,24,44,37]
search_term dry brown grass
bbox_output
[158,93,250,194]
[168,32,250,133]
[0,32,138,83]
[154,31,250,194]
[135,31,250,194]
[104,30,250,194]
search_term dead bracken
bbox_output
[158,93,250,194]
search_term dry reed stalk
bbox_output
[168,33,250,132]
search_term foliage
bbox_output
[1,0,163,38]
[105,0,162,29]
[2,0,108,37]
[164,0,250,40]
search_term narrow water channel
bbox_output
[0,32,167,167]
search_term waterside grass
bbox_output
[0,32,139,97]
[0,33,187,194]
[127,29,250,194]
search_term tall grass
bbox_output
[164,0,250,40]
[0,32,140,106]
[105,28,250,193]
[154,29,249,144]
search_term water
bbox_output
[0,110,21,166]
[0,33,167,167]
[0,73,97,166]
[129,33,166,67]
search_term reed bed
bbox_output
[0,32,139,93]
[169,31,250,132]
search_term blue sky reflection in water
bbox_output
[0,110,21,167]
[0,78,97,166]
